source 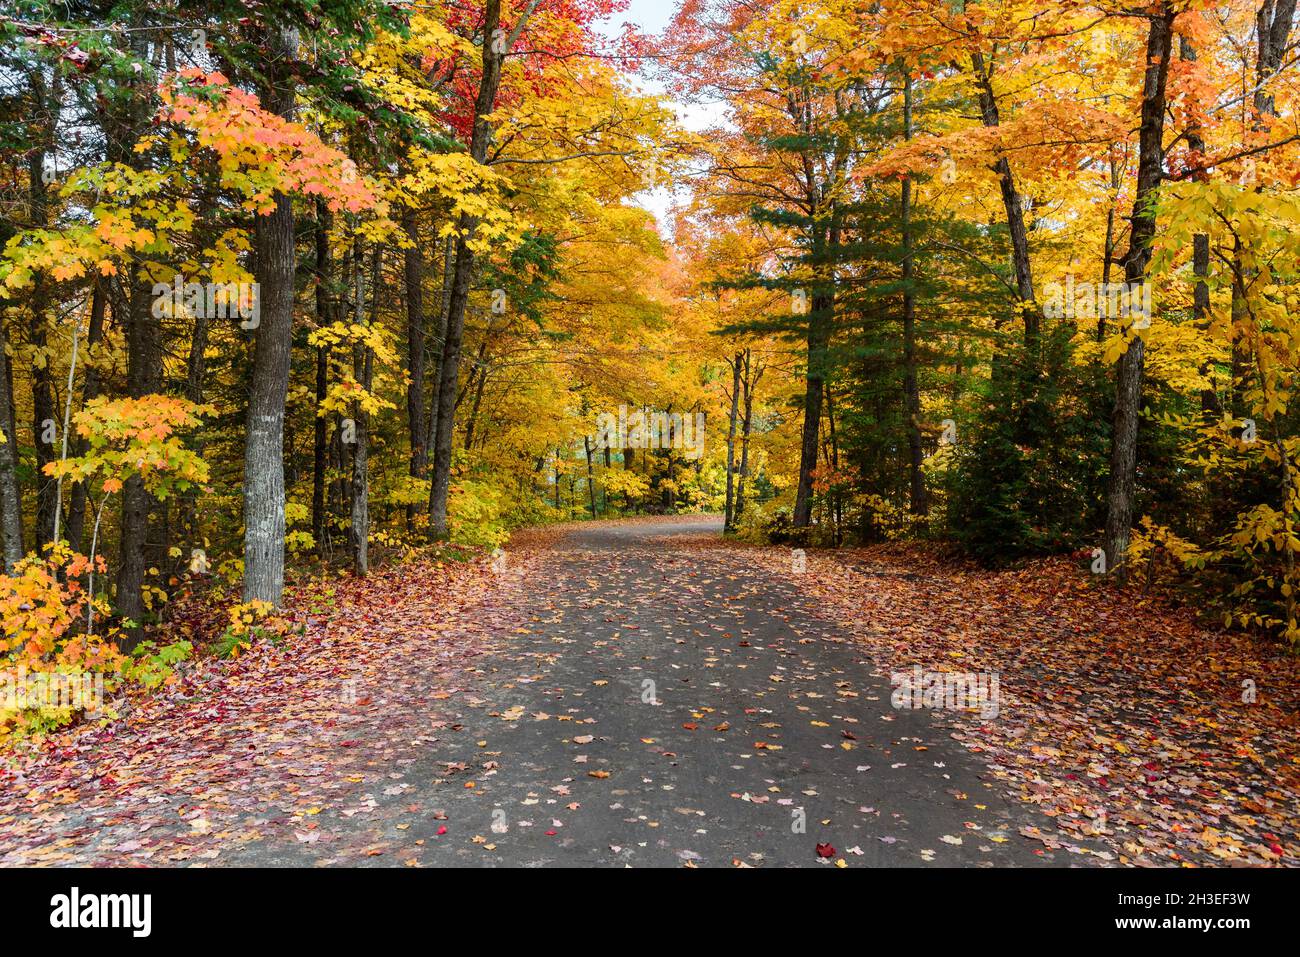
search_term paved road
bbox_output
[221,517,1095,867]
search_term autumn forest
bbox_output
[0,0,1298,880]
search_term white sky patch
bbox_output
[596,0,732,232]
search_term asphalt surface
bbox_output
[219,517,1099,867]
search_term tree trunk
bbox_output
[736,351,756,524]
[350,242,376,576]
[791,181,839,529]
[313,200,332,556]
[430,250,486,540]
[424,232,453,468]
[27,68,58,551]
[403,206,427,531]
[584,435,597,519]
[1254,0,1297,117]
[430,0,538,539]
[972,51,1040,350]
[65,278,107,552]
[724,351,741,531]
[1099,156,1120,342]
[175,279,209,562]
[793,288,833,527]
[243,30,298,605]
[1103,7,1175,577]
[116,278,161,646]
[901,69,927,517]
[0,318,25,570]
[1178,37,1219,416]
[464,365,488,450]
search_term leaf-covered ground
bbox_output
[0,517,1295,867]
[0,556,513,865]
[731,540,1300,866]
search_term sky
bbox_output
[596,0,730,229]
[607,0,679,35]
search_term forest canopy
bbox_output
[4,0,1300,740]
